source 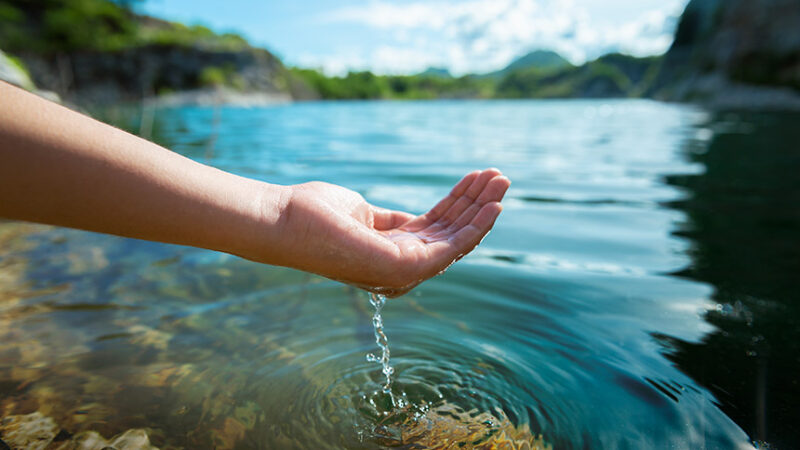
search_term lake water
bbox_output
[1,100,798,449]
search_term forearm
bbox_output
[0,82,508,294]
[0,81,286,259]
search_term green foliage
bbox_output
[289,68,494,100]
[498,50,572,75]
[289,69,386,99]
[495,54,663,99]
[5,52,30,78]
[0,2,44,52]
[41,0,137,51]
[199,66,226,87]
[0,2,22,21]
[1,51,35,89]
[495,67,553,97]
[339,71,387,99]
[198,65,246,90]
[0,0,249,54]
[137,23,248,51]
[292,58,663,100]
[586,61,631,91]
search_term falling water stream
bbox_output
[366,293,394,396]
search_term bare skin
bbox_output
[0,81,510,297]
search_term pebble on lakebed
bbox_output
[0,411,157,450]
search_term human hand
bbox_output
[0,84,509,291]
[270,169,510,297]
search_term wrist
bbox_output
[230,180,292,265]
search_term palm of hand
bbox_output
[289,169,510,297]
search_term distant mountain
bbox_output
[494,52,660,99]
[504,50,571,72]
[418,67,452,78]
[484,50,571,78]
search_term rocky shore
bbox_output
[150,87,292,108]
[651,0,800,109]
[8,44,310,106]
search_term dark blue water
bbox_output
[1,100,798,449]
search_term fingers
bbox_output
[411,170,480,230]
[431,168,502,227]
[426,201,503,267]
[371,206,416,230]
[373,170,509,293]
[436,175,510,237]
[464,168,503,199]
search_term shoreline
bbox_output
[146,87,292,108]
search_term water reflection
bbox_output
[662,111,800,449]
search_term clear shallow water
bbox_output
[1,100,798,448]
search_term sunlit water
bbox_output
[2,100,799,449]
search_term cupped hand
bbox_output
[275,169,510,297]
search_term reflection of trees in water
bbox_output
[660,111,800,449]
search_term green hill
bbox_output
[504,50,571,72]
[484,50,571,79]
[495,52,660,99]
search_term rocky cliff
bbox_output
[652,0,800,109]
[16,44,310,105]
[0,0,316,105]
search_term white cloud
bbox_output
[313,0,686,75]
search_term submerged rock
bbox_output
[70,428,157,450]
[0,412,58,450]
[0,412,157,450]
[369,403,551,450]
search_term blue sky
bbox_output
[142,0,689,75]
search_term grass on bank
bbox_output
[0,0,249,54]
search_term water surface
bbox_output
[1,100,798,449]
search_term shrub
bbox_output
[199,66,226,87]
